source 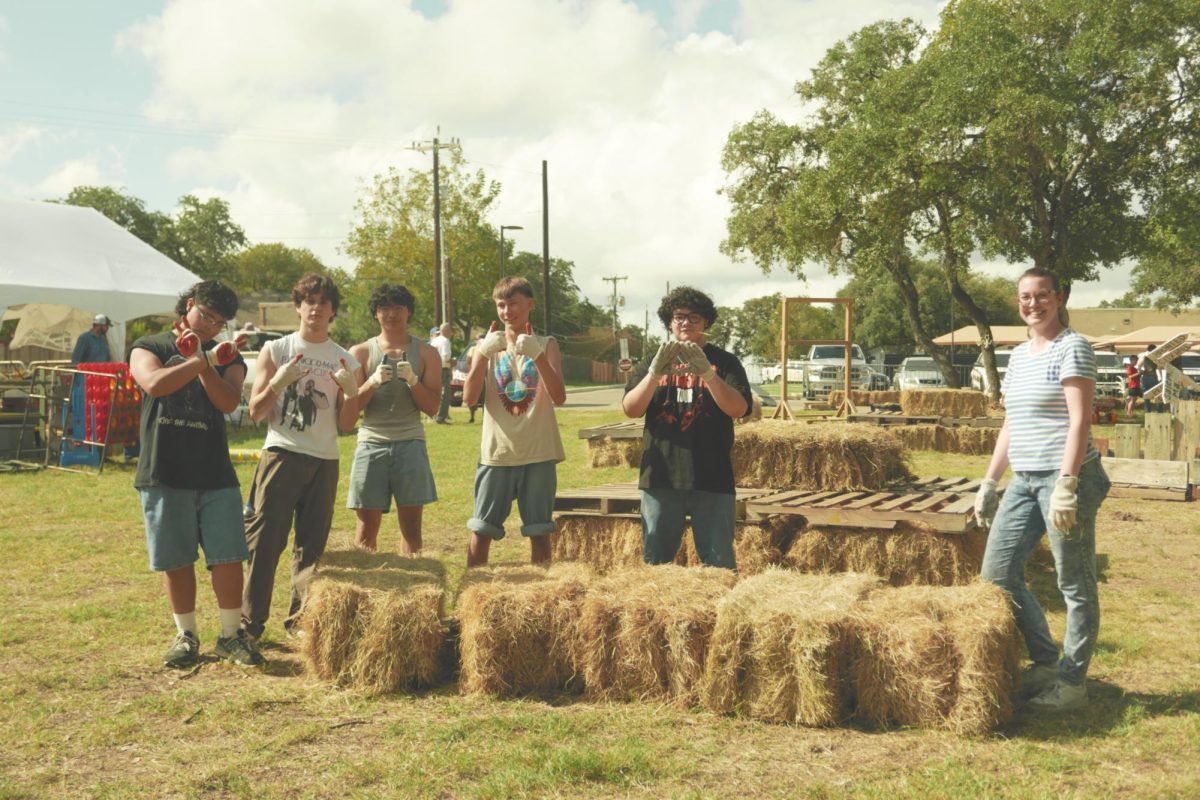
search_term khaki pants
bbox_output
[241,448,339,637]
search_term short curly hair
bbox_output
[656,285,717,330]
[368,283,415,317]
[292,273,341,314]
[175,280,238,320]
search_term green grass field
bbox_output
[1,407,1198,798]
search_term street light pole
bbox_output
[499,224,524,280]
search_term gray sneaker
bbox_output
[164,630,200,669]
[1019,663,1059,698]
[1029,679,1087,712]
[215,631,265,667]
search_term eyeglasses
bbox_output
[671,313,704,325]
[195,306,227,327]
[1018,292,1055,307]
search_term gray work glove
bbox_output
[974,478,998,528]
[678,340,716,383]
[393,360,419,387]
[648,341,680,378]
[364,361,394,389]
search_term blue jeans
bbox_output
[980,457,1110,686]
[640,488,736,570]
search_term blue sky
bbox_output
[0,0,1135,321]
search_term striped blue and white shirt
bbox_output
[1001,328,1098,472]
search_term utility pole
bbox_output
[409,128,458,324]
[601,275,627,339]
[542,159,551,335]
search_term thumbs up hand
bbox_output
[479,321,507,358]
[514,322,542,360]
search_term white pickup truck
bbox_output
[799,344,872,399]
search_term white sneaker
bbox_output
[1029,679,1087,712]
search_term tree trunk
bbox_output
[883,257,958,386]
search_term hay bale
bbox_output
[936,426,1000,455]
[900,389,988,418]
[300,580,370,682]
[890,424,940,452]
[586,436,643,468]
[552,515,646,574]
[784,523,987,587]
[829,390,900,407]
[577,565,737,704]
[701,570,882,725]
[348,585,446,694]
[456,563,593,697]
[732,420,913,491]
[849,581,1019,734]
[675,516,801,576]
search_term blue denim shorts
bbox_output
[139,485,249,572]
[346,438,438,511]
[468,460,558,539]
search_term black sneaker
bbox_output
[164,630,200,669]
[215,631,265,667]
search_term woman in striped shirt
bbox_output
[973,267,1111,713]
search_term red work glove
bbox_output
[205,334,247,367]
[173,321,200,358]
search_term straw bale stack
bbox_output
[732,421,913,491]
[784,524,988,586]
[937,426,1000,455]
[456,563,593,697]
[900,389,988,418]
[586,436,643,468]
[675,516,801,576]
[849,581,1020,734]
[701,570,882,726]
[828,390,900,407]
[552,515,646,574]
[576,565,737,704]
[301,580,369,682]
[890,424,940,452]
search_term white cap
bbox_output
[93,314,111,326]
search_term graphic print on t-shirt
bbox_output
[494,351,540,416]
[276,355,335,431]
[650,365,705,431]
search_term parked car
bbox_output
[868,367,891,391]
[449,346,472,407]
[970,349,1013,394]
[800,344,871,398]
[760,360,806,383]
[893,356,947,392]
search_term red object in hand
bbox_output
[173,322,200,358]
[209,333,247,366]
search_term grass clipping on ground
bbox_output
[849,581,1019,735]
[585,436,643,468]
[299,551,447,694]
[732,420,913,491]
[702,570,883,726]
[456,563,593,697]
[784,523,988,586]
[577,564,737,705]
[900,389,989,418]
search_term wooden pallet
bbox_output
[847,412,939,426]
[1101,457,1192,501]
[577,420,643,440]
[744,476,986,532]
[554,483,773,519]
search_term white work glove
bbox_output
[514,323,543,360]
[393,360,419,387]
[478,322,507,358]
[648,341,679,377]
[333,358,358,400]
[268,354,304,395]
[205,334,247,368]
[678,340,716,383]
[364,361,394,389]
[974,478,998,528]
[1050,476,1079,536]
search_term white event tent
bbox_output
[0,197,201,354]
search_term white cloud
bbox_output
[32,157,108,195]
[0,124,41,164]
